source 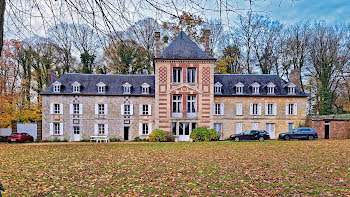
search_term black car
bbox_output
[230,130,270,142]
[278,127,318,140]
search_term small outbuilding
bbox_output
[306,115,350,139]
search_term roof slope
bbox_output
[214,74,308,97]
[41,73,155,96]
[154,31,216,60]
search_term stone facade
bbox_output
[41,31,308,142]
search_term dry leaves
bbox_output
[0,140,349,196]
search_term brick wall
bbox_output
[307,118,350,139]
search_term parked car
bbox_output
[230,130,270,142]
[7,133,34,143]
[278,127,318,140]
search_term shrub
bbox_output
[110,138,121,142]
[149,129,169,142]
[80,139,90,142]
[133,137,149,142]
[190,127,220,142]
[297,122,310,128]
[51,138,68,142]
[0,136,8,142]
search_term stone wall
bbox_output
[42,95,155,141]
[214,96,307,139]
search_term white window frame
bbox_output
[98,104,105,115]
[236,122,243,134]
[214,103,224,115]
[187,68,196,83]
[288,104,294,115]
[214,123,223,140]
[122,82,132,94]
[124,105,131,115]
[236,103,243,116]
[142,87,149,94]
[141,83,150,94]
[172,95,182,113]
[73,85,80,93]
[252,103,258,115]
[251,82,260,94]
[267,103,273,115]
[98,86,105,93]
[187,95,197,113]
[98,124,105,135]
[172,67,182,83]
[288,87,295,94]
[142,123,149,135]
[214,82,223,94]
[73,104,80,114]
[54,104,60,114]
[73,126,80,135]
[267,87,274,94]
[236,86,243,94]
[142,105,149,115]
[53,85,60,93]
[54,123,60,135]
[253,87,259,94]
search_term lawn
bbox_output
[0,140,349,196]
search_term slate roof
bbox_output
[41,73,155,96]
[214,74,308,97]
[154,31,216,60]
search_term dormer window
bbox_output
[235,82,244,94]
[251,82,260,94]
[266,82,276,94]
[72,82,81,93]
[214,82,223,94]
[285,82,296,95]
[141,83,150,94]
[122,82,132,94]
[288,87,295,94]
[52,81,62,93]
[96,82,106,93]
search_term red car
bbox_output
[7,132,34,143]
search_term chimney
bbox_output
[47,69,57,86]
[155,32,160,56]
[289,68,300,87]
[204,29,210,55]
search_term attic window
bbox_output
[123,82,132,94]
[235,82,244,94]
[52,81,62,93]
[251,82,260,94]
[288,87,295,94]
[72,82,81,93]
[214,82,223,94]
[266,82,276,94]
[97,82,106,93]
[286,83,296,95]
[141,83,150,94]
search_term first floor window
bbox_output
[124,105,131,115]
[73,104,80,114]
[54,104,60,114]
[214,103,223,115]
[142,105,149,115]
[252,103,258,115]
[73,126,80,134]
[187,95,196,113]
[54,123,60,135]
[288,104,294,115]
[173,68,182,83]
[187,68,196,83]
[267,103,273,115]
[172,95,182,113]
[236,103,243,115]
[98,104,105,115]
[98,124,105,135]
[142,123,149,135]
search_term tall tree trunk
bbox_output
[0,0,5,57]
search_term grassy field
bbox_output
[0,140,349,196]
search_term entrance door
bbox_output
[325,122,330,139]
[266,123,275,139]
[179,123,190,141]
[124,127,129,141]
[73,126,80,141]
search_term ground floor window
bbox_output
[288,123,294,131]
[252,122,259,130]
[266,123,275,139]
[172,122,197,136]
[172,122,177,135]
[236,122,243,134]
[214,123,223,140]
[98,124,105,135]
[142,123,149,135]
[54,123,60,135]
